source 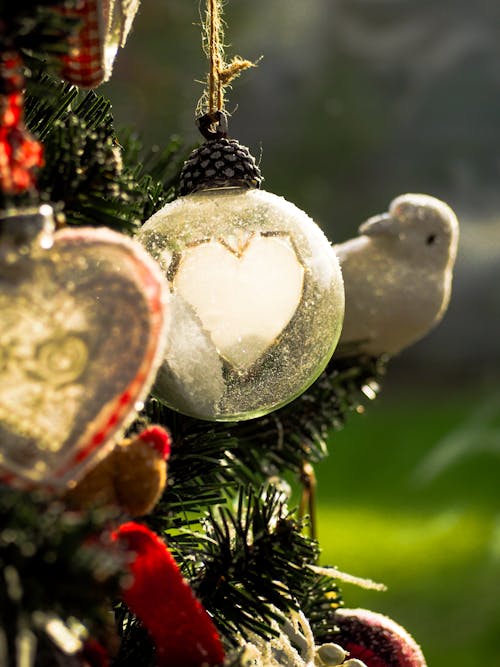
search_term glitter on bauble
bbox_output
[333,608,427,667]
[137,132,344,421]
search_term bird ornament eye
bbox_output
[426,233,436,245]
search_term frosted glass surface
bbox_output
[138,188,344,421]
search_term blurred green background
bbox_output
[105,2,500,664]
[317,386,500,666]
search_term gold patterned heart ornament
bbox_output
[0,205,170,488]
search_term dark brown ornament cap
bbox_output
[178,112,263,196]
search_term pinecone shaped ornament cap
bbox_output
[178,112,263,195]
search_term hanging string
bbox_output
[201,0,255,117]
[298,461,317,541]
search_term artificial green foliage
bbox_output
[119,129,187,222]
[194,486,324,639]
[117,355,383,661]
[0,1,75,65]
[0,485,125,664]
[23,72,185,232]
[116,485,342,665]
[112,615,156,667]
[144,353,385,505]
[299,573,343,645]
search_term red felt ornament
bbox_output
[136,425,172,459]
[113,522,225,667]
[0,52,43,194]
[333,608,427,667]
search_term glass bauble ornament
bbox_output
[332,608,427,667]
[138,133,344,421]
[0,205,169,488]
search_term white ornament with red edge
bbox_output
[0,204,170,488]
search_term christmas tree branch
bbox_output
[23,71,185,232]
[0,485,125,664]
[144,354,385,504]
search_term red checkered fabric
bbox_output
[59,0,107,88]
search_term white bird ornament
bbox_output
[335,193,459,357]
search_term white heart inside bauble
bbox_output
[172,235,305,370]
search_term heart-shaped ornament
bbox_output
[172,234,304,370]
[0,216,169,488]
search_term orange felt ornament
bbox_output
[65,426,171,517]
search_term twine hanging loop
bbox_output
[201,0,255,118]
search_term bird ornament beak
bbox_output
[358,213,398,238]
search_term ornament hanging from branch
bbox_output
[137,0,345,422]
[0,204,170,488]
[56,0,141,88]
[65,425,171,516]
[0,46,171,489]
